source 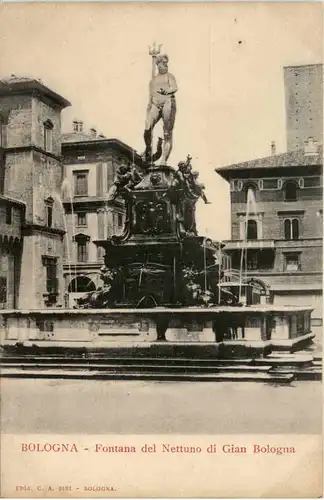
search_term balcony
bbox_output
[224,239,275,250]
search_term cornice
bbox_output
[4,144,62,162]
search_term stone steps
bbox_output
[0,362,272,373]
[1,350,321,382]
[0,356,256,366]
[270,367,322,381]
[257,355,314,366]
[0,367,294,383]
[4,354,317,366]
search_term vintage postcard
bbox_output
[0,1,323,498]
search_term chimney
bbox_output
[90,128,97,138]
[72,120,78,133]
[78,120,84,133]
[271,141,276,156]
[98,133,105,138]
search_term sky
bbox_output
[0,2,322,239]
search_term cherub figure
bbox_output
[191,171,211,204]
[106,164,142,202]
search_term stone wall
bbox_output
[4,151,34,221]
[32,98,62,157]
[0,201,23,240]
[231,188,322,241]
[0,95,32,148]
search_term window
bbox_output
[77,241,88,262]
[292,219,299,239]
[246,219,258,240]
[74,233,90,262]
[46,205,53,227]
[0,276,7,308]
[247,251,259,270]
[45,197,54,228]
[5,206,12,224]
[42,256,58,296]
[245,185,257,204]
[46,263,57,294]
[74,171,88,196]
[43,120,53,153]
[284,181,297,201]
[296,314,305,334]
[285,254,300,272]
[0,122,7,148]
[284,218,299,240]
[77,212,87,226]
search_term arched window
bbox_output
[244,185,257,204]
[246,219,258,240]
[284,181,297,202]
[68,276,96,293]
[284,219,291,240]
[292,218,299,239]
[45,197,54,228]
[284,218,299,240]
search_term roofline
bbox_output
[215,147,323,180]
[0,194,26,207]
[215,161,321,173]
[62,137,141,160]
[283,63,323,69]
[0,80,71,109]
[215,163,322,181]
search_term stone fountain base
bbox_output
[0,305,314,357]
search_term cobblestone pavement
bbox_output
[1,378,322,434]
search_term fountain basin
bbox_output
[0,305,314,357]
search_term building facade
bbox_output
[0,76,70,308]
[216,143,323,324]
[0,77,143,310]
[216,63,323,324]
[0,195,25,309]
[61,123,142,306]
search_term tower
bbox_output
[0,76,71,308]
[216,63,323,324]
[284,64,323,152]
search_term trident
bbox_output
[148,41,162,78]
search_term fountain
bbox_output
[238,186,259,304]
[61,177,77,284]
[0,44,316,368]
